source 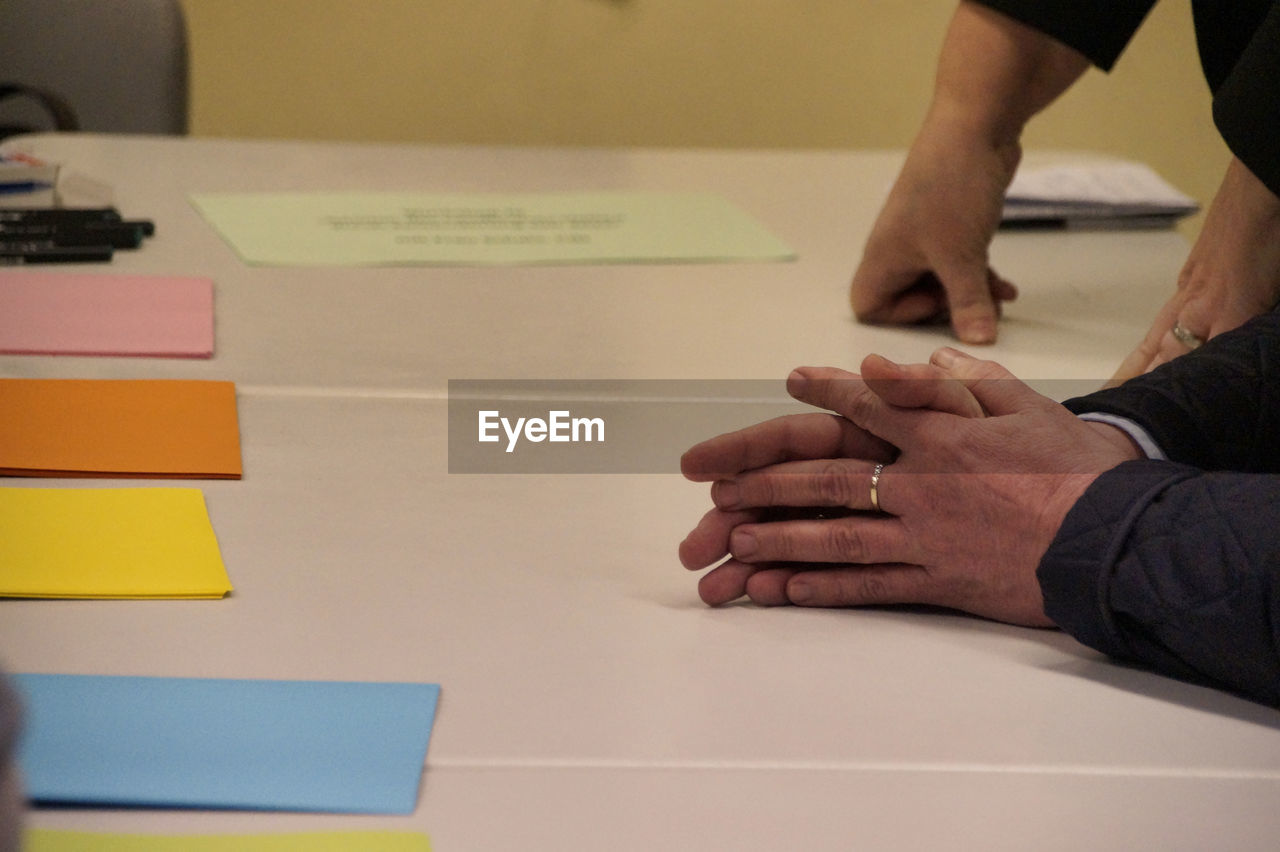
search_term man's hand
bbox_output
[849,1,1089,345]
[850,130,1019,345]
[681,350,1141,624]
[680,351,984,604]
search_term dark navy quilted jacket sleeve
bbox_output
[1039,310,1280,705]
[1038,461,1280,705]
[1063,309,1280,473]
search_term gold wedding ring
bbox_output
[1171,321,1204,350]
[869,462,885,512]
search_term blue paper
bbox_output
[14,674,440,814]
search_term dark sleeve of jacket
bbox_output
[971,0,1157,70]
[1210,3,1280,197]
[974,0,1280,197]
[1039,310,1280,706]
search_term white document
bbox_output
[1002,161,1198,228]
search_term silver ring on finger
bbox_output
[1171,321,1204,350]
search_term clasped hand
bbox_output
[679,349,1141,626]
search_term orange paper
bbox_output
[0,379,242,478]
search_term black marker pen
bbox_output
[0,240,114,264]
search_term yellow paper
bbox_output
[25,831,431,852]
[191,191,796,267]
[0,488,232,599]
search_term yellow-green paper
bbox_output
[0,487,232,599]
[25,831,430,852]
[190,191,796,267]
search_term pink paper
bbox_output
[0,272,214,358]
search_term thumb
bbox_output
[938,262,999,344]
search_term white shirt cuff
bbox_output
[1077,412,1167,460]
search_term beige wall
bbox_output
[181,0,1229,233]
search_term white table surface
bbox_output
[3,135,1277,850]
[2,135,1183,393]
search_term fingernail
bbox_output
[712,480,740,509]
[930,347,966,369]
[862,352,896,373]
[786,369,808,396]
[730,529,757,558]
[788,579,812,604]
[958,321,995,345]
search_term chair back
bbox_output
[0,0,189,137]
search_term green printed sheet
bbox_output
[190,191,795,267]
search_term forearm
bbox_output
[924,2,1090,152]
[1039,460,1280,706]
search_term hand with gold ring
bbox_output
[680,349,1141,624]
[680,350,989,606]
[1109,157,1280,386]
[868,463,885,512]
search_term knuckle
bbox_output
[971,358,1009,381]
[823,523,867,562]
[828,569,893,606]
[768,526,796,558]
[958,361,1009,393]
[857,573,892,605]
[815,463,855,505]
[933,423,966,454]
[749,476,777,506]
[842,384,879,424]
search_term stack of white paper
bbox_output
[1002,161,1198,229]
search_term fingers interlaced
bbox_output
[728,515,903,566]
[696,558,762,606]
[679,506,759,570]
[786,564,933,608]
[681,412,888,482]
[711,458,882,512]
[787,366,911,443]
[703,557,936,609]
[860,353,985,418]
[927,348,1047,416]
